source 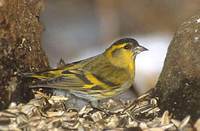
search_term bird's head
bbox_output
[104,38,148,69]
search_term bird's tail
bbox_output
[18,72,45,82]
[17,72,34,78]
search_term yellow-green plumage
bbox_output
[25,38,147,101]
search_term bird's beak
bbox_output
[134,45,148,54]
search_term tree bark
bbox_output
[0,0,49,110]
[153,11,200,121]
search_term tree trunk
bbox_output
[0,0,49,110]
[153,11,200,121]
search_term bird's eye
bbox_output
[124,44,132,50]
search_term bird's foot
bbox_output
[89,101,120,116]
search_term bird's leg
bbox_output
[89,100,103,111]
[90,101,106,112]
[89,100,116,115]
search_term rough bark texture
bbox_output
[153,11,200,121]
[0,0,49,110]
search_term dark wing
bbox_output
[22,55,99,79]
[30,68,119,93]
[23,54,121,98]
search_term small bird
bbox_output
[25,38,148,104]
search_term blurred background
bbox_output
[40,0,200,96]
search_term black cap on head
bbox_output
[112,38,139,47]
[111,38,148,53]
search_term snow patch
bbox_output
[194,37,199,40]
[197,18,200,23]
[194,37,199,43]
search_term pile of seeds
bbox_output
[0,92,199,130]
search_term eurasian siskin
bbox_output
[24,38,148,103]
